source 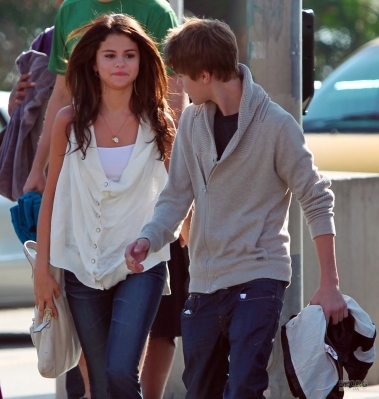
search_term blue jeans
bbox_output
[181,278,286,399]
[64,263,167,399]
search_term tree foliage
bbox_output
[304,0,379,80]
[0,0,378,90]
[0,0,58,91]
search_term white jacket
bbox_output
[281,295,376,398]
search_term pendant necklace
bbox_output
[99,110,134,143]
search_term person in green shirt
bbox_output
[49,0,179,74]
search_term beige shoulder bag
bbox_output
[23,240,82,378]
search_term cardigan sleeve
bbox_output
[139,114,195,253]
[274,114,336,239]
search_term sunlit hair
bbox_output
[65,13,174,160]
[163,17,240,82]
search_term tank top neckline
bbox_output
[97,144,135,149]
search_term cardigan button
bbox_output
[96,213,100,218]
[93,244,97,249]
[96,228,101,233]
[104,182,108,187]
[91,259,96,264]
[96,201,100,206]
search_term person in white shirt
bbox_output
[33,14,176,399]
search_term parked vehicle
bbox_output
[303,38,379,173]
[0,91,10,132]
[0,196,34,308]
[0,91,34,308]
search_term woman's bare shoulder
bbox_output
[53,106,74,138]
[51,106,74,145]
[56,105,74,124]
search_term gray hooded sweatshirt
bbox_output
[140,64,335,294]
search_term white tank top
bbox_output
[97,145,135,182]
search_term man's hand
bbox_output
[124,238,150,273]
[312,234,348,325]
[310,284,348,325]
[8,72,35,115]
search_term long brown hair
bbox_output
[65,13,174,160]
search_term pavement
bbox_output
[0,308,55,399]
[1,308,379,399]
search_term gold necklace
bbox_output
[99,110,134,143]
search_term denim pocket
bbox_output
[237,279,278,302]
[235,279,286,345]
[64,270,83,292]
[237,278,282,302]
[182,293,201,317]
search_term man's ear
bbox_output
[200,71,211,84]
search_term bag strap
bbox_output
[23,240,37,271]
[23,240,62,286]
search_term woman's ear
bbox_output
[93,64,98,73]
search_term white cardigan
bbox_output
[50,120,170,291]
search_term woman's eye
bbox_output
[126,54,135,59]
[105,54,115,59]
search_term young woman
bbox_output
[33,14,175,399]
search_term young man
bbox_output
[125,18,348,399]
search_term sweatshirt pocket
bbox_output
[195,151,216,186]
[253,248,269,262]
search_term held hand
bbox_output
[23,170,46,194]
[33,265,61,322]
[310,284,348,325]
[124,238,150,273]
[8,72,35,115]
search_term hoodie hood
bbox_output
[200,64,270,161]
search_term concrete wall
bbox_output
[303,172,379,385]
